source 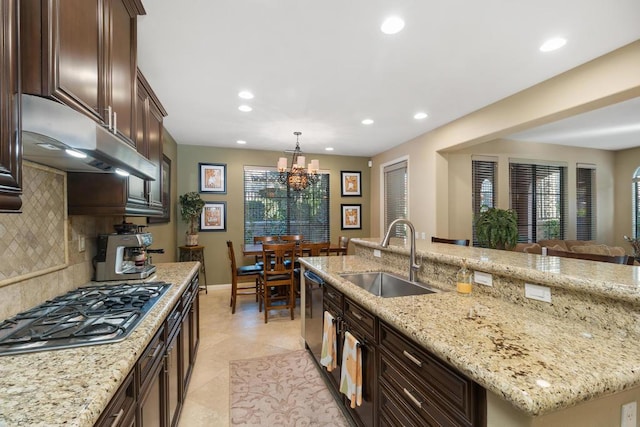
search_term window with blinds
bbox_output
[243,167,330,243]
[510,162,567,243]
[472,157,497,245]
[576,165,596,241]
[384,160,408,238]
[633,167,640,238]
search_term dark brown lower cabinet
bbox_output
[318,281,486,427]
[95,273,200,426]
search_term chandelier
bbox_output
[277,131,320,191]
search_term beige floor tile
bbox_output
[179,288,305,426]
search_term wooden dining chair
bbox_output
[226,241,262,314]
[431,236,470,246]
[253,235,277,265]
[336,235,350,255]
[259,242,296,323]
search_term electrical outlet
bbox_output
[473,271,493,286]
[622,401,637,427]
[525,283,551,303]
[78,235,86,253]
[421,232,426,240]
[373,249,381,258]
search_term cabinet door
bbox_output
[343,327,376,427]
[106,0,136,144]
[166,329,181,427]
[0,0,22,212]
[181,306,192,392]
[138,355,166,427]
[147,101,163,208]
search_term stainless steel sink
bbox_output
[339,272,438,298]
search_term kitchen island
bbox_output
[299,238,640,426]
[0,262,199,427]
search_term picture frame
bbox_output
[341,171,361,197]
[200,201,227,232]
[199,162,227,194]
[147,154,171,224]
[341,204,362,230]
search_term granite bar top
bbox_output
[0,262,199,427]
[298,249,640,417]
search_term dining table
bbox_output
[241,242,347,257]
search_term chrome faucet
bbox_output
[380,218,420,282]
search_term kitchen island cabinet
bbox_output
[0,0,22,212]
[0,262,200,427]
[299,240,640,427]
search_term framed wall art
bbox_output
[200,201,226,231]
[147,154,171,224]
[341,204,361,230]
[199,162,227,194]
[341,171,361,197]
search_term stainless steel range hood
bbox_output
[21,94,156,180]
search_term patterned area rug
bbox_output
[230,350,349,426]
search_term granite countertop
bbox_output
[298,251,640,417]
[0,262,199,427]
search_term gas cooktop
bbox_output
[0,281,171,356]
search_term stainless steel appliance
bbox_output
[94,232,157,281]
[303,269,326,364]
[0,282,171,356]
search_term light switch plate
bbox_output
[525,283,552,303]
[474,271,493,286]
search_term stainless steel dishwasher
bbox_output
[303,269,325,364]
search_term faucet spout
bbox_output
[380,218,420,282]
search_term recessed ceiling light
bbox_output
[238,91,254,99]
[539,37,567,52]
[361,119,374,125]
[414,112,428,120]
[325,147,334,151]
[238,105,252,112]
[381,16,405,35]
[236,140,247,145]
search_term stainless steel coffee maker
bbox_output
[94,232,157,281]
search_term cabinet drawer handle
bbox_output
[403,350,423,367]
[327,291,336,299]
[113,111,117,134]
[109,408,124,427]
[350,310,363,321]
[403,388,423,409]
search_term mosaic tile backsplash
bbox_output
[0,162,122,320]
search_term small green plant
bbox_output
[179,192,205,235]
[474,207,519,250]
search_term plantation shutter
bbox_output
[576,164,596,241]
[384,160,408,238]
[472,156,497,246]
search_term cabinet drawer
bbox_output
[344,298,376,341]
[380,352,460,427]
[138,323,165,391]
[323,283,343,309]
[95,369,136,427]
[380,322,477,424]
[379,382,426,427]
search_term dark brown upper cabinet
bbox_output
[0,0,22,212]
[20,0,145,146]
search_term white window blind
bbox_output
[576,164,596,241]
[510,162,567,243]
[384,160,408,238]
[243,166,330,243]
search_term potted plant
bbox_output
[179,192,205,246]
[474,207,518,250]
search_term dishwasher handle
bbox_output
[304,270,324,286]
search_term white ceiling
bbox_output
[137,0,640,158]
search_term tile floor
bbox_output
[178,286,304,426]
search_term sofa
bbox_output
[513,239,628,257]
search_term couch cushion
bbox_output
[538,240,568,251]
[564,240,598,251]
[523,243,542,254]
[572,244,612,256]
[513,243,536,253]
[608,246,627,257]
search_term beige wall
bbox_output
[371,40,640,241]
[447,139,616,244]
[177,144,371,286]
